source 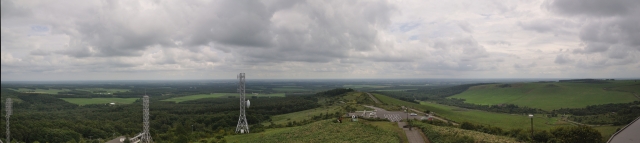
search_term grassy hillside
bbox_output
[61,98,138,105]
[263,106,343,126]
[373,93,623,139]
[449,82,639,110]
[414,122,520,143]
[373,93,565,130]
[162,93,285,103]
[225,120,401,143]
[366,121,409,143]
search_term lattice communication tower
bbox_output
[141,95,152,143]
[5,98,12,143]
[235,73,250,133]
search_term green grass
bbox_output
[366,121,409,143]
[264,106,342,126]
[77,88,129,93]
[225,120,400,143]
[10,88,129,94]
[162,93,286,103]
[593,125,623,140]
[449,82,639,110]
[61,98,138,105]
[373,93,622,137]
[11,88,71,94]
[343,85,391,88]
[414,122,519,143]
[374,89,416,92]
[272,87,308,92]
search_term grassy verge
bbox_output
[366,121,408,143]
[264,106,342,126]
[225,120,400,143]
[415,122,520,143]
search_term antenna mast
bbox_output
[235,73,250,133]
[5,98,12,143]
[141,95,152,142]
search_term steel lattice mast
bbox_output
[141,95,152,143]
[235,73,249,133]
[5,98,12,143]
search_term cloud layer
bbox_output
[2,0,639,80]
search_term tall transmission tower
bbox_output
[235,73,249,134]
[141,95,152,143]
[5,98,12,143]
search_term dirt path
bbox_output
[398,122,429,143]
[366,92,381,104]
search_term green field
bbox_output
[272,87,308,92]
[162,93,286,103]
[225,120,400,143]
[264,106,343,126]
[10,88,129,94]
[77,88,129,93]
[343,85,391,88]
[61,98,138,105]
[373,89,416,92]
[449,82,639,110]
[372,93,621,138]
[11,88,71,94]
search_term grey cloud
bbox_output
[518,21,554,33]
[211,0,396,63]
[487,40,511,46]
[457,21,473,33]
[578,18,640,50]
[572,43,609,54]
[554,54,573,64]
[514,62,537,69]
[29,49,51,56]
[1,0,31,19]
[545,0,640,17]
[517,18,576,34]
[547,0,640,68]
[48,0,396,64]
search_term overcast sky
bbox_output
[1,0,639,81]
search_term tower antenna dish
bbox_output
[235,73,250,134]
[6,98,12,143]
[141,95,152,142]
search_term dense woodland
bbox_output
[556,101,640,125]
[0,88,320,143]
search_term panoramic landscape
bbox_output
[2,0,640,143]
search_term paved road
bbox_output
[608,116,640,143]
[349,105,428,122]
[366,92,381,104]
[398,122,429,143]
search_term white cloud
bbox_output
[1,0,638,81]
